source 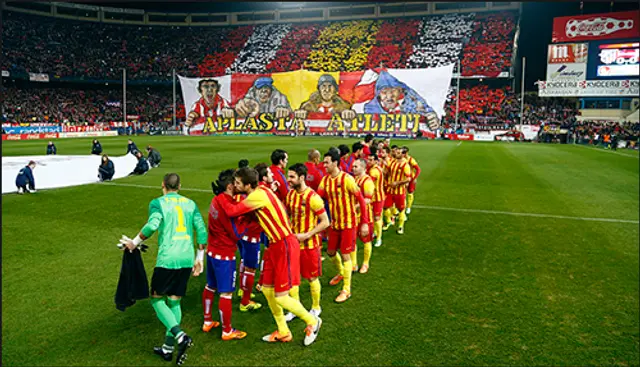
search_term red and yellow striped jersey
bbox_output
[367,165,385,203]
[389,159,412,195]
[406,154,421,179]
[285,188,325,249]
[219,186,293,243]
[382,157,395,194]
[317,171,362,230]
[355,175,375,224]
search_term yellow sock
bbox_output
[363,242,372,266]
[398,209,407,228]
[374,218,382,239]
[350,247,357,269]
[330,255,343,276]
[289,285,300,302]
[384,209,392,225]
[342,259,352,293]
[275,295,316,326]
[392,207,399,217]
[262,287,290,335]
[407,193,415,210]
[309,279,321,310]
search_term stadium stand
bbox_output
[10,7,623,138]
[365,18,422,69]
[406,13,475,69]
[227,24,291,74]
[461,12,516,76]
[3,10,518,78]
[303,20,381,72]
[2,86,179,125]
[265,23,325,73]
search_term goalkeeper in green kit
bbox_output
[119,173,207,366]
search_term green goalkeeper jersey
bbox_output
[140,192,207,269]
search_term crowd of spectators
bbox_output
[3,11,241,80]
[227,24,291,74]
[2,86,180,125]
[303,20,380,72]
[365,19,422,69]
[461,12,516,76]
[265,24,325,73]
[198,26,254,76]
[3,10,518,77]
[442,87,582,128]
[571,120,640,148]
[406,13,475,69]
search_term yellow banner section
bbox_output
[271,70,341,111]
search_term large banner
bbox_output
[552,11,640,43]
[536,79,639,97]
[179,66,454,136]
[546,43,588,81]
[2,154,138,194]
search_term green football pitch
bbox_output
[2,136,638,366]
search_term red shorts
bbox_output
[300,246,322,280]
[357,222,373,243]
[261,235,301,293]
[372,201,384,217]
[327,227,357,254]
[383,192,393,209]
[408,180,416,193]
[385,194,407,211]
[392,194,407,211]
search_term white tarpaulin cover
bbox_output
[2,154,138,194]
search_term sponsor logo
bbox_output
[548,43,588,64]
[566,17,634,38]
[550,65,585,79]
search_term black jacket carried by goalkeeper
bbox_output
[114,244,149,311]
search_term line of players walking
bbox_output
[119,135,421,365]
[198,137,421,345]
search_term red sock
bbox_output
[219,295,233,333]
[257,260,264,289]
[239,259,245,276]
[202,287,215,322]
[241,271,255,306]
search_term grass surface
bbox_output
[2,136,639,366]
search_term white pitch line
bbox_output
[573,144,639,159]
[98,181,212,193]
[456,141,462,146]
[411,204,638,224]
[100,182,639,224]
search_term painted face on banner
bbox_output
[319,82,337,102]
[379,87,403,110]
[257,87,272,104]
[200,81,219,105]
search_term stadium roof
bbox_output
[70,2,379,13]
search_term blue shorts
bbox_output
[261,232,270,248]
[238,239,261,269]
[206,255,236,293]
